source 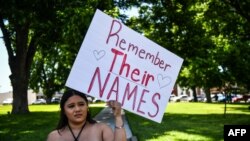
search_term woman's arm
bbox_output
[114,115,126,141]
[107,101,126,141]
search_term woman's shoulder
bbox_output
[88,122,113,134]
[89,122,114,140]
[96,122,112,129]
[47,130,61,141]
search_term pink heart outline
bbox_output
[93,50,106,60]
[157,74,172,89]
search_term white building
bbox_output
[0,90,37,105]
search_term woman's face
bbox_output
[64,95,88,124]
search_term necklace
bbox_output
[68,121,87,141]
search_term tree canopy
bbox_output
[122,0,250,98]
[0,0,115,113]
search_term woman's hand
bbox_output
[106,100,122,117]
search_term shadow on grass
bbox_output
[0,107,103,141]
[226,105,250,113]
[126,112,250,141]
[0,111,59,141]
[197,102,250,113]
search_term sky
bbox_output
[0,8,138,93]
[0,31,11,93]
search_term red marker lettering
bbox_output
[107,76,119,101]
[137,89,149,115]
[122,83,138,110]
[148,93,160,118]
[106,20,122,46]
[87,67,110,98]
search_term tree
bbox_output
[121,0,250,102]
[0,0,114,114]
[29,1,116,102]
[122,0,221,102]
[0,0,61,113]
[206,0,250,91]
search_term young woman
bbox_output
[47,89,126,141]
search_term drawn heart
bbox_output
[93,50,105,60]
[157,74,172,89]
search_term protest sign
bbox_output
[66,9,183,123]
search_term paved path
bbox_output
[93,107,136,141]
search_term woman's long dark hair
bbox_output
[56,89,96,132]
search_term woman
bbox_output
[47,89,126,141]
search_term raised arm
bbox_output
[107,100,126,141]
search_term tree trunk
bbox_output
[9,46,30,114]
[191,86,197,102]
[6,23,37,114]
[205,88,212,103]
[9,24,31,114]
[224,92,227,116]
[10,73,29,114]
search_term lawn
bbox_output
[0,103,104,141]
[126,102,250,141]
[0,103,249,141]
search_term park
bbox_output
[0,102,250,140]
[0,1,250,141]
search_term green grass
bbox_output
[0,103,249,141]
[126,103,250,141]
[0,103,104,141]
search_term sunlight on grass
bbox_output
[0,103,106,114]
[166,103,224,114]
[166,103,250,115]
[19,130,34,134]
[0,129,9,134]
[0,103,105,141]
[29,105,60,112]
[1,102,249,141]
[89,103,106,108]
[127,103,250,141]
[0,105,11,114]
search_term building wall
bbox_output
[0,90,37,105]
[27,90,37,104]
[172,84,205,97]
[0,91,12,104]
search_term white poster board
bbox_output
[66,9,183,123]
